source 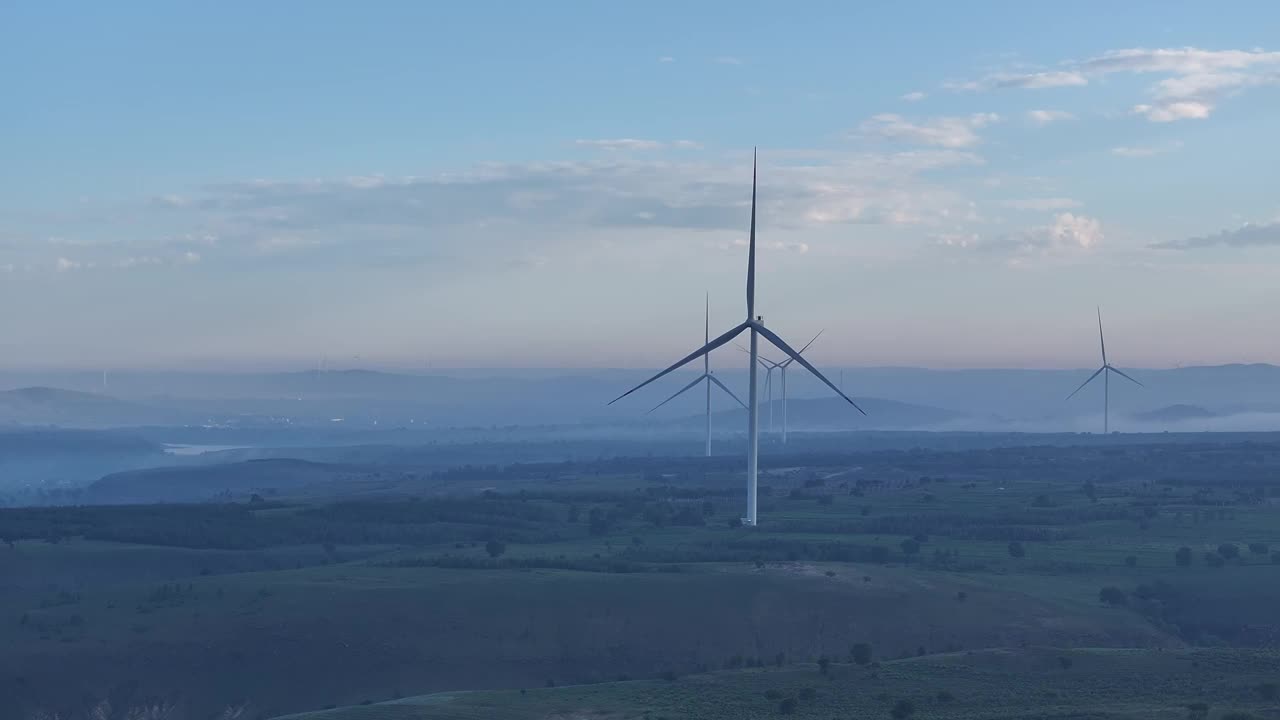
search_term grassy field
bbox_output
[3,438,1280,718]
[279,647,1280,720]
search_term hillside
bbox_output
[85,458,369,504]
[0,386,176,428]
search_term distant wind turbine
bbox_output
[738,329,822,443]
[1066,307,1143,433]
[610,149,864,526]
[646,294,747,457]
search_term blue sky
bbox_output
[3,1,1280,370]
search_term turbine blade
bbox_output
[704,293,710,373]
[1066,366,1105,400]
[1108,366,1143,387]
[708,374,748,409]
[1097,306,1107,366]
[754,323,866,415]
[608,321,750,405]
[746,148,757,320]
[782,329,824,367]
[646,374,708,414]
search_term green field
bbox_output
[4,439,1280,718]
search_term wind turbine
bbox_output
[735,345,779,433]
[738,329,822,443]
[779,330,824,444]
[610,149,864,526]
[646,294,747,457]
[1066,307,1143,433]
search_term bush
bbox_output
[1007,541,1026,558]
[1058,656,1073,670]
[1255,682,1279,701]
[1124,555,1137,567]
[936,690,955,702]
[1176,546,1193,567]
[764,689,784,700]
[1221,713,1256,720]
[778,697,798,715]
[1099,586,1128,607]
[817,495,834,506]
[1248,542,1269,555]
[1217,543,1240,560]
[818,656,831,675]
[1186,702,1209,720]
[485,540,506,558]
[890,699,916,720]
[851,642,873,666]
[900,538,921,556]
[1273,551,1280,565]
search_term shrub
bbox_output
[890,699,916,719]
[1099,586,1128,607]
[851,643,872,665]
[1176,546,1192,567]
[485,540,506,558]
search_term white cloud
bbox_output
[575,138,701,151]
[953,47,1280,122]
[1027,109,1074,125]
[900,91,927,102]
[1001,198,1082,211]
[575,138,665,151]
[714,56,743,65]
[859,113,1000,148]
[55,257,81,272]
[1111,142,1181,157]
[658,56,675,63]
[115,256,162,269]
[178,251,202,264]
[994,71,1088,89]
[1049,212,1102,250]
[1131,100,1213,122]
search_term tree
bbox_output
[1255,682,1279,701]
[567,505,581,523]
[890,699,916,720]
[778,697,798,715]
[1124,555,1138,567]
[1248,542,1269,555]
[1217,543,1240,560]
[1204,552,1226,568]
[1175,546,1193,567]
[851,642,873,666]
[1099,586,1128,607]
[1272,551,1280,565]
[870,546,890,564]
[1007,541,1026,559]
[1083,480,1098,503]
[1186,703,1209,720]
[701,500,715,516]
[485,540,506,558]
[727,517,742,529]
[1058,656,1073,670]
[818,656,831,675]
[900,538,921,557]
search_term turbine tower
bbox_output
[646,294,747,457]
[739,330,822,443]
[736,345,779,433]
[610,149,864,526]
[1066,307,1143,433]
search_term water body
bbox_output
[163,444,247,456]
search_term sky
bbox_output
[3,1,1280,371]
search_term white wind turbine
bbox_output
[610,149,864,526]
[738,328,822,443]
[646,294,747,457]
[1066,307,1143,434]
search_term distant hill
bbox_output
[0,386,176,428]
[86,458,368,504]
[673,396,964,431]
[1132,404,1218,423]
